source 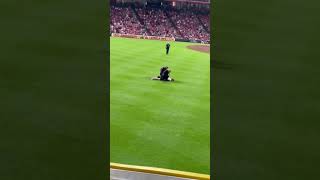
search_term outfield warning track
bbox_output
[187,45,210,54]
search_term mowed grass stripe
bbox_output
[110,40,204,77]
[111,37,210,174]
[111,39,209,88]
[111,42,209,100]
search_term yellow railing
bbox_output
[110,162,210,180]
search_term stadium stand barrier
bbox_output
[111,33,210,44]
[110,162,210,180]
[112,33,175,41]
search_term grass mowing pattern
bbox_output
[110,37,210,174]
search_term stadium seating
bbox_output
[110,5,210,42]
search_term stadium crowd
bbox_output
[135,8,182,39]
[110,5,210,42]
[111,6,146,35]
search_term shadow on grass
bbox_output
[147,77,183,84]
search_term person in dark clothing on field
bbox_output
[157,66,168,78]
[166,42,170,55]
[152,67,174,81]
[160,68,170,80]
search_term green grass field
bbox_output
[110,37,210,174]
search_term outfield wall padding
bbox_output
[110,162,210,180]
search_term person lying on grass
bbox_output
[152,67,174,81]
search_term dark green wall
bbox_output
[0,1,109,179]
[213,0,320,179]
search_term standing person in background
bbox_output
[166,42,170,55]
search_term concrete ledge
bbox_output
[110,162,210,180]
[111,169,193,180]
